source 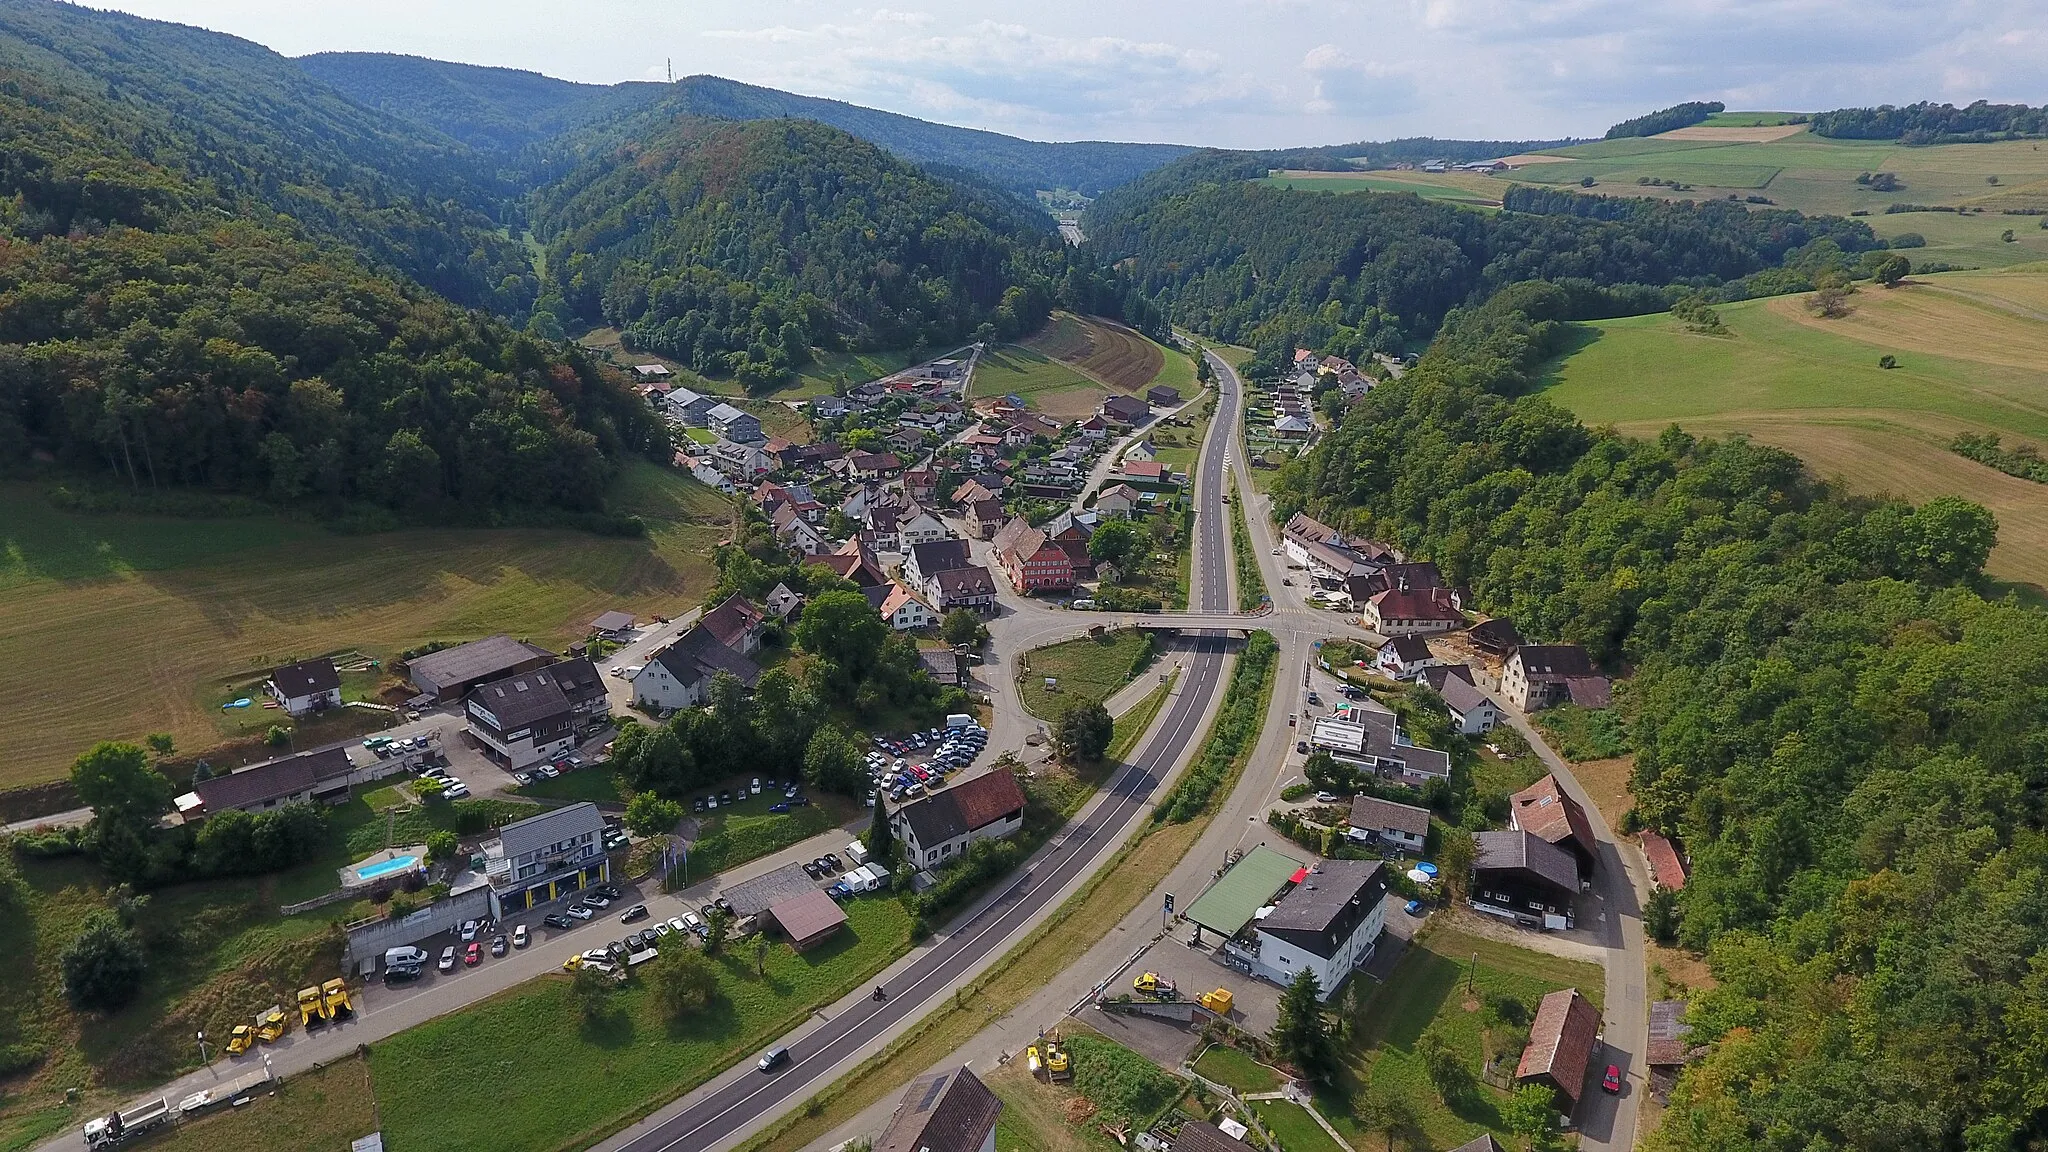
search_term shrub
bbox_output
[61,910,147,1011]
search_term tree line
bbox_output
[1605,101,1725,139]
[1810,100,2048,144]
[1275,279,2048,1148]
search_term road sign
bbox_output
[1163,893,1175,914]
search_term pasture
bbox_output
[1260,169,1503,208]
[0,463,730,789]
[1500,124,2048,218]
[1539,269,2048,589]
[971,342,1109,419]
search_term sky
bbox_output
[94,0,2048,148]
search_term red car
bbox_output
[1601,1064,1622,1094]
[463,942,482,967]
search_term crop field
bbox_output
[1539,269,2048,588]
[0,464,729,789]
[1021,312,1192,397]
[971,342,1111,419]
[1496,125,2048,218]
[367,898,913,1152]
[1260,169,1503,208]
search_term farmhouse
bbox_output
[765,583,804,620]
[267,657,342,716]
[1509,774,1599,872]
[1094,483,1143,518]
[464,658,609,770]
[875,1066,1001,1152]
[1517,988,1601,1111]
[633,363,672,382]
[1348,794,1431,853]
[904,538,974,590]
[969,497,1008,539]
[1116,458,1171,487]
[181,746,357,818]
[1122,438,1156,463]
[892,769,1026,870]
[481,801,610,915]
[1373,635,1440,679]
[930,565,998,614]
[408,635,556,705]
[698,594,766,656]
[632,626,763,711]
[771,503,826,553]
[920,649,966,687]
[1365,586,1463,636]
[1642,831,1687,891]
[1468,617,1523,655]
[1502,644,1610,711]
[1347,561,1446,603]
[897,503,950,548]
[1472,830,1579,929]
[991,519,1075,593]
[851,451,904,479]
[1174,1122,1253,1152]
[807,539,889,589]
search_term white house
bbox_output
[631,626,762,711]
[481,802,611,916]
[1374,636,1442,679]
[1440,676,1502,734]
[707,403,764,444]
[1248,860,1388,1001]
[1094,483,1142,518]
[897,505,950,548]
[710,439,771,482]
[877,583,938,631]
[1348,795,1431,853]
[892,770,1027,870]
[268,657,342,716]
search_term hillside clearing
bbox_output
[0,464,728,789]
[1539,270,2048,588]
[971,342,1110,419]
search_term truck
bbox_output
[1132,972,1178,1000]
[176,1067,274,1116]
[844,840,870,867]
[296,985,327,1028]
[83,1097,171,1148]
[321,978,354,1021]
[944,713,974,729]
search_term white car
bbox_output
[459,920,481,942]
[442,782,471,799]
[512,924,529,948]
[512,771,532,786]
[438,945,457,972]
[566,904,594,920]
[667,916,690,935]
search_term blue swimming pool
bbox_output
[356,855,421,883]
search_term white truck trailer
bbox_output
[83,1097,171,1148]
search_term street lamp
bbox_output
[196,1030,209,1063]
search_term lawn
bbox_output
[133,1056,378,1152]
[517,767,626,804]
[1192,1043,1284,1093]
[366,898,913,1152]
[1252,1100,1346,1152]
[1538,269,2048,587]
[0,462,727,790]
[675,787,855,882]
[1017,630,1157,721]
[788,348,921,399]
[970,343,1110,420]
[1316,921,1604,1152]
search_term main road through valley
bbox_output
[602,339,1247,1152]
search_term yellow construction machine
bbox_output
[296,985,327,1028]
[1198,988,1234,1016]
[321,978,354,1021]
[225,1023,254,1056]
[254,1005,288,1043]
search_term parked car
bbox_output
[1296,740,1310,754]
[1404,899,1426,917]
[384,964,422,985]
[715,897,734,915]
[788,796,810,807]
[490,934,508,957]
[535,765,559,779]
[543,913,572,929]
[620,904,649,923]
[583,893,612,909]
[595,884,621,899]
[802,862,822,879]
[438,946,457,973]
[769,802,790,813]
[652,921,671,937]
[692,797,706,813]
[441,781,470,799]
[1316,791,1338,803]
[459,920,481,942]
[666,916,689,935]
[823,853,842,871]
[512,771,533,786]
[566,904,594,920]
[1602,1065,1623,1094]
[463,942,482,966]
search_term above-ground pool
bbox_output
[355,854,421,884]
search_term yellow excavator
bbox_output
[321,979,354,1022]
[225,1023,254,1056]
[254,1005,288,1043]
[297,985,327,1028]
[1044,1039,1071,1081]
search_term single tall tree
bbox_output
[1270,968,1335,1084]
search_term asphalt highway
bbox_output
[613,354,1245,1152]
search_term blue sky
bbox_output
[98,0,2047,148]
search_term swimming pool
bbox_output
[355,854,421,883]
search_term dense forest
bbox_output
[531,118,1113,386]
[1606,101,1725,139]
[1083,158,1882,368]
[0,2,665,515]
[1811,100,2048,143]
[297,56,1195,196]
[1278,282,2046,1149]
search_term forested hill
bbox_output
[0,0,534,314]
[0,9,667,520]
[1278,281,2045,1150]
[530,117,1101,389]
[298,54,1195,195]
[1084,154,1881,369]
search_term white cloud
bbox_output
[78,0,2048,148]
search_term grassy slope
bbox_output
[0,463,729,789]
[1192,1043,1285,1093]
[971,342,1106,419]
[123,1057,378,1152]
[1319,922,1604,1151]
[1538,270,2048,587]
[1504,127,2048,217]
[368,898,912,1152]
